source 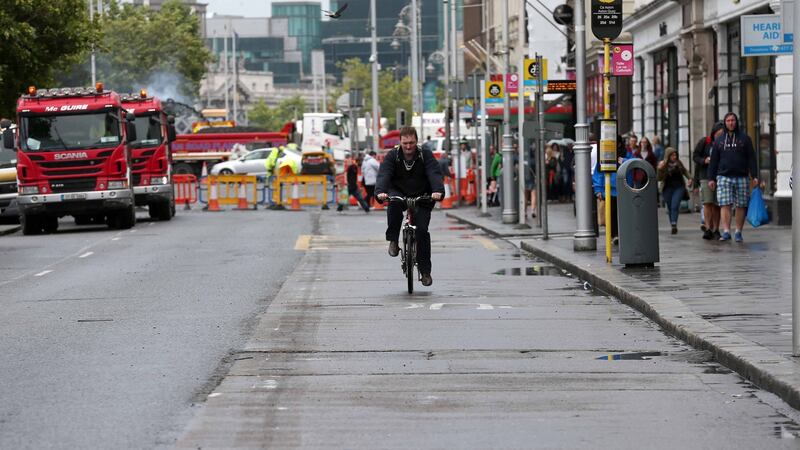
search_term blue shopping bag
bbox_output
[746,187,769,227]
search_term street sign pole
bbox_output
[792,0,800,356]
[591,0,622,263]
[603,38,612,263]
[517,0,527,227]
[573,0,597,251]
[537,54,548,239]
[480,79,489,215]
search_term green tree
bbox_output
[0,0,95,118]
[91,0,212,99]
[334,58,413,129]
[248,96,306,131]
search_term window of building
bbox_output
[653,47,678,148]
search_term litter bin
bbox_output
[616,159,659,267]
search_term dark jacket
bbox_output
[708,113,758,180]
[376,146,445,197]
[691,137,711,182]
[346,162,360,190]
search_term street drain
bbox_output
[596,351,662,360]
[493,266,565,276]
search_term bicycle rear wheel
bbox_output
[405,233,415,294]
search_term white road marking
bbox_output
[79,252,94,258]
[208,393,221,398]
[34,270,52,277]
[430,303,495,310]
[112,237,121,241]
[405,303,425,309]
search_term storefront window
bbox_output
[653,47,678,148]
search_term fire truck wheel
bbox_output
[148,202,172,221]
[21,214,43,235]
[109,205,136,229]
[42,216,59,234]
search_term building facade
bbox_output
[272,2,323,76]
[625,0,793,223]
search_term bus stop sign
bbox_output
[591,0,623,40]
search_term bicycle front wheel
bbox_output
[405,233,415,294]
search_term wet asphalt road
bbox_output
[177,209,800,449]
[0,208,310,448]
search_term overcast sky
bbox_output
[203,0,332,18]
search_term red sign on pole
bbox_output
[506,73,519,93]
[611,44,634,76]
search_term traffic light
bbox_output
[396,108,407,127]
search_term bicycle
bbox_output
[387,195,433,294]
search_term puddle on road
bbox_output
[596,351,662,360]
[492,266,566,277]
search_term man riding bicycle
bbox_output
[376,127,445,286]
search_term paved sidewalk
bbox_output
[447,202,800,409]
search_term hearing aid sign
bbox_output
[741,14,793,55]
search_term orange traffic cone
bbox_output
[235,182,250,210]
[207,177,221,212]
[201,161,208,180]
[290,181,302,211]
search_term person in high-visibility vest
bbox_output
[264,147,283,175]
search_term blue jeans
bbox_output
[662,186,685,225]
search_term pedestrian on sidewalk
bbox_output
[490,145,502,206]
[342,155,370,212]
[693,121,724,240]
[362,150,380,207]
[652,135,665,162]
[658,147,692,234]
[708,112,758,242]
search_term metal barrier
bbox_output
[173,174,198,208]
[270,174,331,208]
[204,175,259,210]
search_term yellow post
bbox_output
[603,39,612,263]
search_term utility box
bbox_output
[616,159,659,267]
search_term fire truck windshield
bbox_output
[130,113,163,149]
[21,111,120,152]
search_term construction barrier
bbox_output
[270,174,331,208]
[204,175,259,211]
[173,174,198,209]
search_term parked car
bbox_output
[210,147,301,176]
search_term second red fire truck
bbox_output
[121,90,176,220]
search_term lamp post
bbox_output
[370,0,380,152]
[500,0,517,223]
[573,0,596,251]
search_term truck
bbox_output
[121,90,176,220]
[3,83,138,234]
[0,127,18,222]
[170,131,289,177]
[297,112,351,163]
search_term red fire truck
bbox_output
[2,83,138,234]
[121,90,176,220]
